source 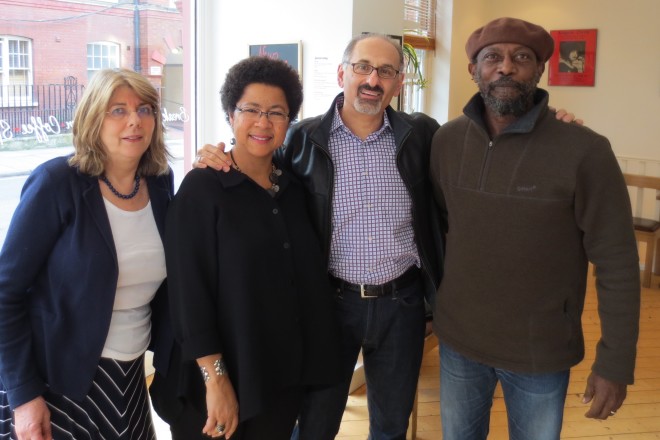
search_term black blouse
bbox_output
[165,165,340,422]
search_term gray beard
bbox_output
[352,97,383,115]
[476,73,540,117]
[482,92,530,117]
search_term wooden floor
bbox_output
[336,271,660,439]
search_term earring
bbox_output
[230,138,236,145]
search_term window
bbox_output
[401,48,427,114]
[87,42,120,79]
[404,0,435,38]
[0,37,32,86]
[0,36,34,107]
[402,0,435,113]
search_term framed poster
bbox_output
[248,42,302,74]
[386,34,402,111]
[548,29,597,86]
[248,42,302,119]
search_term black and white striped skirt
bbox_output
[1,355,156,440]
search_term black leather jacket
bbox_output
[276,93,445,300]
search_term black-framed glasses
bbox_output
[349,62,400,79]
[235,106,289,123]
[106,105,155,120]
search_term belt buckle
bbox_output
[360,284,378,299]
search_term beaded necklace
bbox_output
[100,174,141,199]
[230,150,281,196]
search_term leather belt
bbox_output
[330,266,420,299]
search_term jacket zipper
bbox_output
[311,139,336,271]
[478,140,494,191]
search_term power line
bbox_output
[0,3,124,23]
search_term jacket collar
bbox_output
[463,88,551,136]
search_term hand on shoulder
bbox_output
[194,142,232,172]
[551,107,584,126]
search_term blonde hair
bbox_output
[68,68,170,176]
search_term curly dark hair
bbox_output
[220,56,303,123]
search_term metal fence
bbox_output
[0,77,83,140]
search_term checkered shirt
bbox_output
[328,99,420,285]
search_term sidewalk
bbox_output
[0,139,185,178]
[0,147,75,178]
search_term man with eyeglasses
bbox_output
[282,33,443,440]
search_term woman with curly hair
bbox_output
[162,57,340,439]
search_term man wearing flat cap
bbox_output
[430,17,640,440]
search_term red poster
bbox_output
[548,29,597,86]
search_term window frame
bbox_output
[402,0,435,113]
[86,41,120,78]
[0,36,35,107]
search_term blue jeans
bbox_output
[291,276,426,440]
[440,344,570,440]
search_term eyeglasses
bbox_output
[105,105,156,120]
[349,62,400,79]
[235,106,289,123]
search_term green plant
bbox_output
[402,41,428,89]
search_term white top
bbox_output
[101,198,166,361]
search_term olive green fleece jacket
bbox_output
[430,89,640,384]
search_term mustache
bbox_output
[487,77,525,92]
[358,84,384,94]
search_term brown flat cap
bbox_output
[465,17,554,62]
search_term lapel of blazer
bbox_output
[80,172,117,262]
[147,173,173,240]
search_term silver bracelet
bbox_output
[200,358,227,383]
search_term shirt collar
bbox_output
[216,165,289,196]
[330,94,393,138]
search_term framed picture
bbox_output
[548,29,597,86]
[248,42,302,74]
[386,34,403,47]
[386,35,402,111]
[248,42,302,119]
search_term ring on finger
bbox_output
[216,423,225,433]
[610,410,616,416]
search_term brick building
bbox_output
[0,0,183,143]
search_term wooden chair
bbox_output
[623,173,660,288]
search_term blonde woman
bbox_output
[0,68,174,440]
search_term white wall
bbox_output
[194,0,407,148]
[352,0,405,36]
[441,0,660,161]
[194,0,352,147]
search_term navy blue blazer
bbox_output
[0,156,174,409]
